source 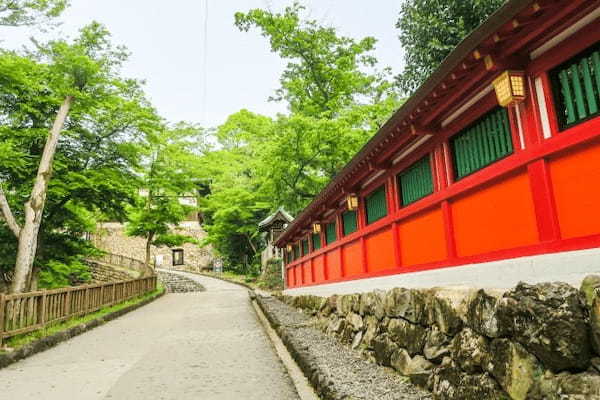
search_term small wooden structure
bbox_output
[259,208,294,273]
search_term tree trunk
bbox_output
[145,232,154,269]
[10,96,73,294]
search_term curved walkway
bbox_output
[0,272,299,400]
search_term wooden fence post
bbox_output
[0,294,5,347]
[84,286,90,313]
[64,289,71,318]
[39,291,47,327]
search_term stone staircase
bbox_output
[157,270,205,293]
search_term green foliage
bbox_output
[0,22,161,287]
[257,258,284,291]
[125,123,207,261]
[396,0,506,94]
[235,2,395,118]
[0,0,68,27]
[38,259,91,289]
[199,6,402,272]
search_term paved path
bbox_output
[1,272,299,400]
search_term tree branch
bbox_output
[0,184,21,237]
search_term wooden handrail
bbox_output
[0,275,157,346]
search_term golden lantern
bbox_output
[312,223,322,234]
[346,194,359,211]
[286,244,293,253]
[492,70,526,107]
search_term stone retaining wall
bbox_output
[278,276,600,399]
[88,261,138,283]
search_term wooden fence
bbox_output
[0,275,157,345]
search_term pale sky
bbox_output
[2,0,406,128]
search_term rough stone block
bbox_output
[581,275,600,308]
[425,287,476,335]
[486,339,542,400]
[429,361,508,400]
[391,348,413,375]
[529,371,600,400]
[450,327,490,374]
[387,318,427,356]
[336,294,360,316]
[359,290,386,319]
[384,288,427,324]
[497,282,592,372]
[466,288,507,338]
[423,326,451,363]
[346,312,364,332]
[372,333,399,367]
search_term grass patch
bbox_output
[2,284,165,352]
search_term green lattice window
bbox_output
[325,222,337,245]
[293,244,300,260]
[551,43,600,130]
[398,155,433,206]
[302,239,309,256]
[366,186,388,225]
[342,210,358,236]
[312,233,322,251]
[451,107,513,180]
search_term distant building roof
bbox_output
[259,207,294,231]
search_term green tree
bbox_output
[0,0,68,27]
[235,2,393,118]
[199,5,403,271]
[396,0,506,94]
[125,123,207,268]
[0,23,159,292]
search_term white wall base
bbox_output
[283,247,600,297]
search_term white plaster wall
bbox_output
[284,247,600,297]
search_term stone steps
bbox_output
[157,271,205,293]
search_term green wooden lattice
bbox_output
[312,233,322,251]
[325,222,337,244]
[451,107,513,180]
[552,44,600,130]
[366,186,387,225]
[302,239,309,256]
[342,211,358,236]
[399,155,433,206]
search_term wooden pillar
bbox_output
[391,222,402,269]
[442,201,458,260]
[528,159,561,242]
[360,237,368,273]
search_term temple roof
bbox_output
[258,207,294,231]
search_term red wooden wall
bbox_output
[285,24,600,290]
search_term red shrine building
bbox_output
[277,0,600,296]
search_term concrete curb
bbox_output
[254,296,333,399]
[251,299,320,400]
[0,290,166,370]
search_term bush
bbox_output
[257,258,284,291]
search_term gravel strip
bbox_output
[257,295,432,400]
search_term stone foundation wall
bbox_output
[92,222,214,272]
[278,276,600,399]
[88,261,139,283]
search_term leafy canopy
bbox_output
[396,0,506,94]
[235,2,393,117]
[0,0,68,26]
